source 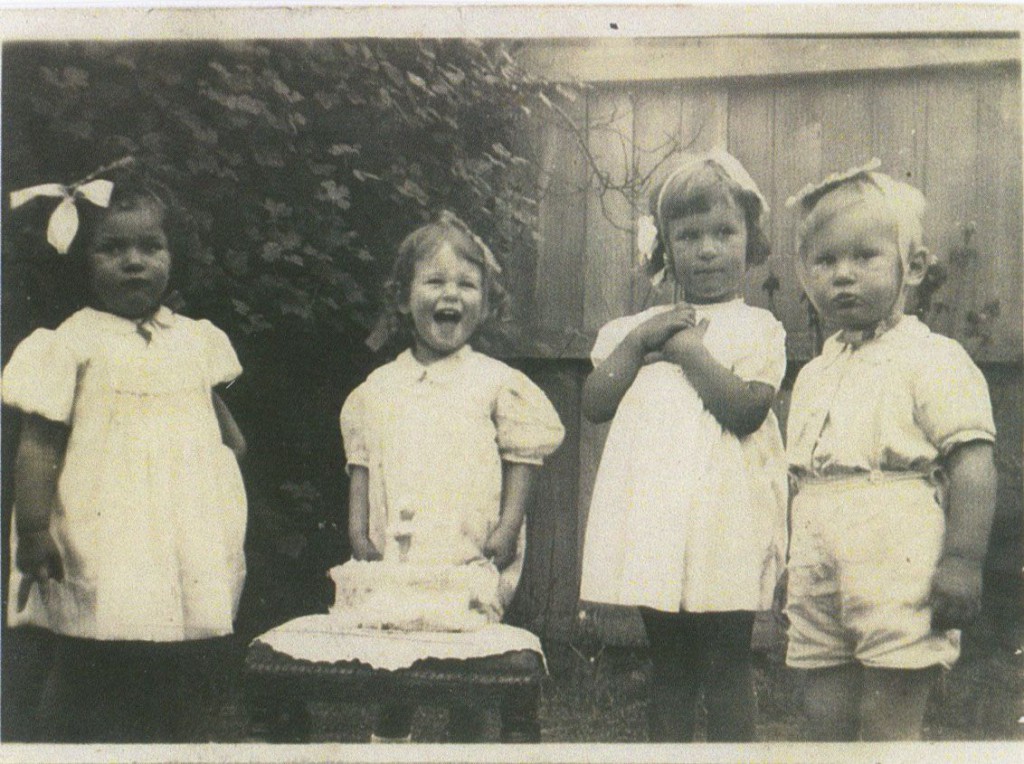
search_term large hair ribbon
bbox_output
[9,179,114,254]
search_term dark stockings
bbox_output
[34,635,232,743]
[640,608,757,742]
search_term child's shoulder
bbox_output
[167,311,229,337]
[359,355,405,387]
[53,307,99,334]
[24,308,104,352]
[716,301,785,338]
[731,301,784,326]
[465,348,517,375]
[896,317,980,372]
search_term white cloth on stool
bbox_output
[253,614,545,672]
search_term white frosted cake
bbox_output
[329,507,503,632]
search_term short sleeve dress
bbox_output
[579,299,788,613]
[3,306,247,641]
[339,346,565,609]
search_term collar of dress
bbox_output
[396,344,473,383]
[819,314,926,366]
[653,297,743,318]
[81,305,176,338]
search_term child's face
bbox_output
[801,201,903,330]
[402,242,486,363]
[666,197,747,304]
[87,203,171,320]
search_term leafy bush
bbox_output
[2,39,551,634]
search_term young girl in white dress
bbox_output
[579,150,788,741]
[340,211,564,742]
[3,166,247,741]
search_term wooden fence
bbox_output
[507,37,1023,643]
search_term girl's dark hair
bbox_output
[366,211,510,353]
[646,162,771,279]
[64,165,199,312]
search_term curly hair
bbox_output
[366,211,511,354]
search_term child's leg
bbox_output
[36,637,159,742]
[34,636,89,742]
[101,640,179,742]
[2,627,54,741]
[167,636,238,742]
[703,611,756,742]
[639,607,703,742]
[802,664,862,741]
[374,702,415,741]
[859,666,939,741]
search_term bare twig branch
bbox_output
[538,90,707,233]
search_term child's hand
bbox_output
[483,526,518,570]
[928,554,983,630]
[661,318,710,366]
[351,534,383,562]
[15,530,63,612]
[771,568,789,629]
[630,305,696,354]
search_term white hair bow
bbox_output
[784,158,882,212]
[635,214,664,285]
[9,179,114,254]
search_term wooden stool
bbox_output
[244,620,546,742]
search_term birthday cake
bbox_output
[328,507,503,632]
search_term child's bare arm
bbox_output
[484,462,536,570]
[661,323,775,436]
[14,414,68,608]
[582,307,695,423]
[581,340,646,424]
[347,465,381,561]
[929,440,997,630]
[212,391,247,459]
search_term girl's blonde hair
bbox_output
[786,161,933,323]
[646,152,771,281]
[366,211,510,353]
[790,170,928,271]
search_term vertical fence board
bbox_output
[512,362,585,641]
[534,96,588,337]
[583,88,635,334]
[729,85,776,312]
[631,87,683,311]
[923,70,980,342]
[679,84,728,154]
[771,83,823,358]
[871,75,925,187]
[818,74,875,173]
[971,67,1023,362]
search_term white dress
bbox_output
[579,299,788,613]
[339,346,565,609]
[3,307,247,641]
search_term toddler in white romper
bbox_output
[782,161,998,740]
